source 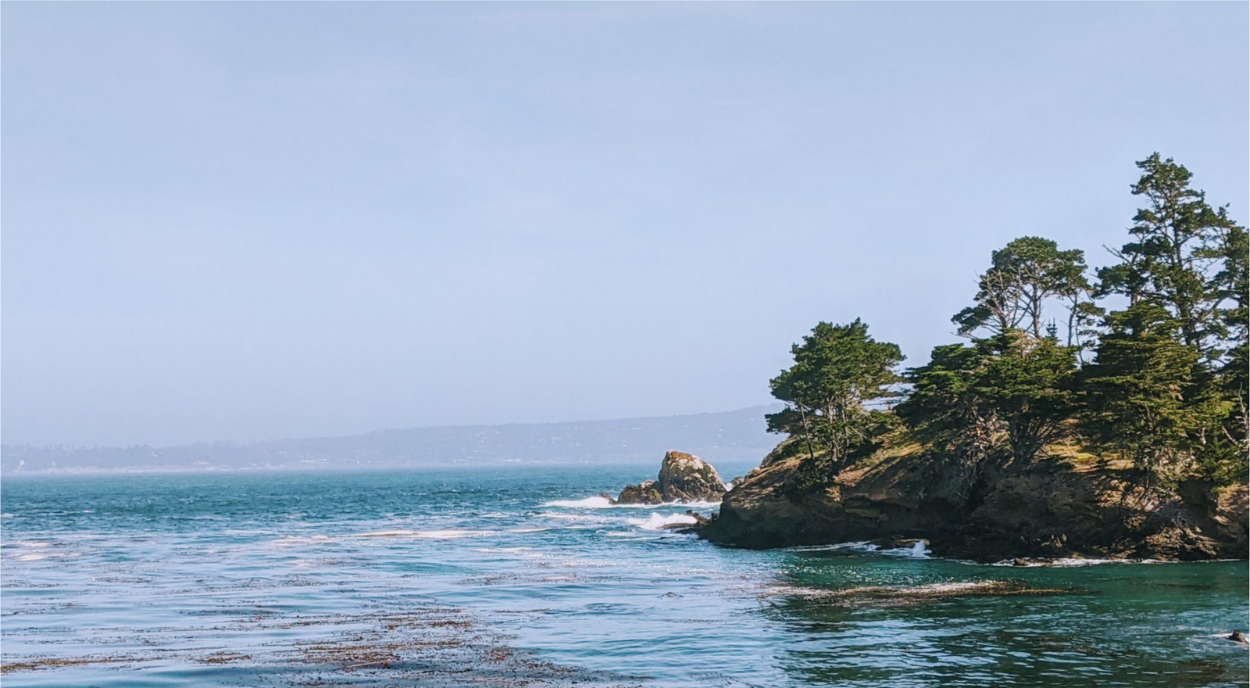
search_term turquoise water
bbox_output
[2,465,1247,686]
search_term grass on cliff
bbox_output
[763,425,1149,498]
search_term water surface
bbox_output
[2,466,1246,686]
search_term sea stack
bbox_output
[616,450,727,505]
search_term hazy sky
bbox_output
[3,3,1247,447]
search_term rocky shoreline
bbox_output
[696,439,1249,562]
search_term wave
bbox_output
[632,513,698,531]
[538,512,610,522]
[271,535,337,547]
[785,541,880,553]
[881,541,929,558]
[991,557,1162,567]
[786,540,930,558]
[356,529,496,540]
[541,496,720,509]
[542,496,615,508]
[761,580,1066,602]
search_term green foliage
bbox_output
[898,333,1078,468]
[1097,153,1244,356]
[1079,304,1204,482]
[771,152,1248,494]
[768,319,904,472]
[977,331,1080,465]
[896,343,998,460]
[953,236,1091,341]
[895,343,1002,498]
[1207,341,1249,482]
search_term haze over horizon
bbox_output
[3,3,1247,447]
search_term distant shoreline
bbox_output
[1,457,766,479]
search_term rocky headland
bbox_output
[697,436,1249,562]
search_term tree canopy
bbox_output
[767,319,904,470]
[773,153,1247,491]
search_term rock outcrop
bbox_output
[616,451,727,505]
[697,438,1249,562]
[616,480,664,505]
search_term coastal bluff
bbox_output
[697,438,1249,562]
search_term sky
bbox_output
[2,3,1247,448]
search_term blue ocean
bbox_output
[2,465,1247,687]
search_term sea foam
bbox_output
[357,529,496,540]
[542,496,720,509]
[633,513,698,531]
[543,496,614,508]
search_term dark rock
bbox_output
[1228,630,1247,645]
[616,480,664,505]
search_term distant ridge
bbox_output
[0,406,780,475]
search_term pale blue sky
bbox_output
[3,3,1247,447]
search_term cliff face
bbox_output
[698,441,1248,562]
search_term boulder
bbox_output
[616,480,664,505]
[615,451,727,504]
[657,451,727,503]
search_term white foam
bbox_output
[537,512,619,526]
[541,496,720,509]
[763,580,1015,600]
[508,527,549,533]
[272,535,337,547]
[991,557,1157,567]
[543,496,614,508]
[357,529,495,540]
[787,540,932,558]
[633,513,698,531]
[786,541,879,553]
[17,554,46,561]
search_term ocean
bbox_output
[2,464,1246,687]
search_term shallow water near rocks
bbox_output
[2,465,1247,686]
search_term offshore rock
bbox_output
[616,480,664,505]
[657,451,727,502]
[616,451,727,505]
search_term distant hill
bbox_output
[0,406,780,475]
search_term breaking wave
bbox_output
[541,496,720,509]
[632,513,698,531]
